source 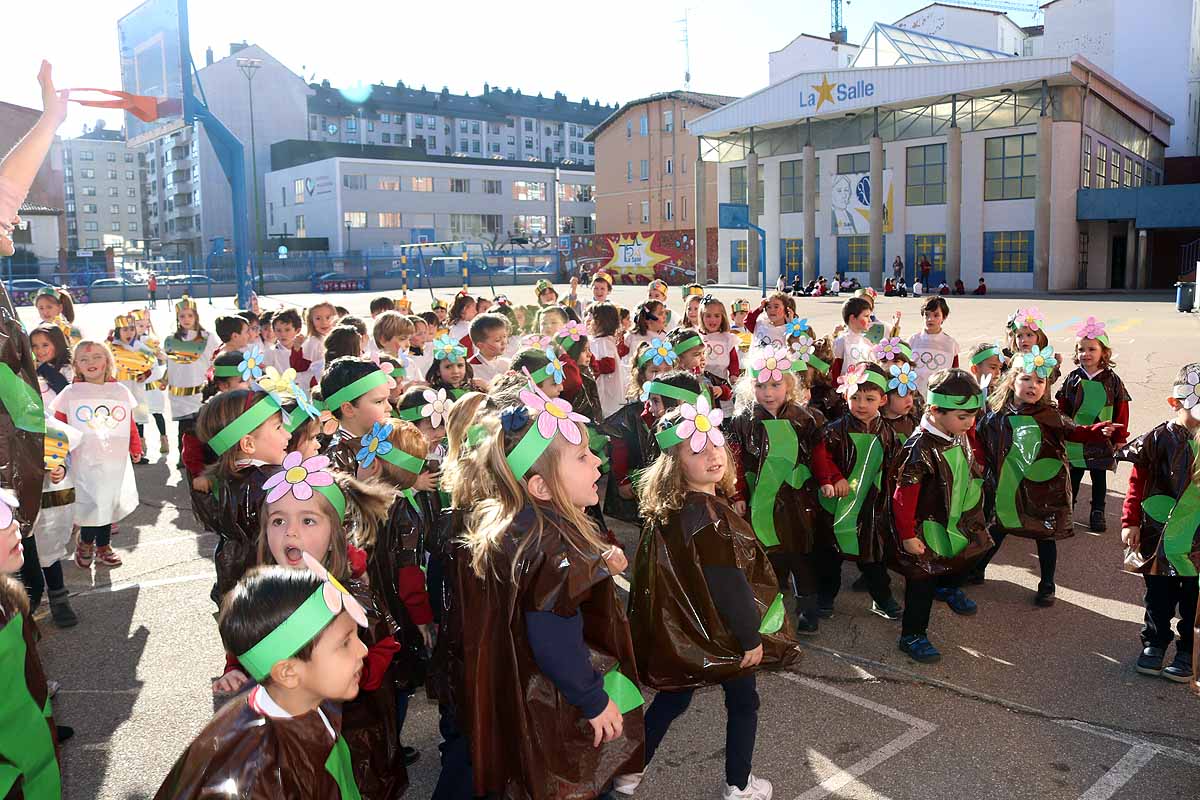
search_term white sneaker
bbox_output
[613,772,643,796]
[723,774,773,800]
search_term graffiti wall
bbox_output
[566,228,718,285]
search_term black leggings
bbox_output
[811,546,893,607]
[974,526,1058,589]
[80,524,113,548]
[137,414,167,440]
[1069,467,1108,513]
[18,535,45,609]
[643,672,759,790]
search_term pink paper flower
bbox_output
[751,345,792,383]
[836,362,869,399]
[263,451,336,504]
[301,551,368,628]
[1076,316,1106,341]
[1015,306,1044,332]
[873,337,902,362]
[519,384,588,445]
[558,320,586,342]
[676,395,725,453]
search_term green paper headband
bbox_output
[238,585,333,681]
[792,352,831,374]
[208,395,285,455]
[379,447,425,474]
[970,346,1002,366]
[322,370,389,412]
[397,405,425,422]
[863,371,890,393]
[315,483,348,521]
[213,364,242,378]
[643,380,707,406]
[927,391,983,410]
[672,335,703,356]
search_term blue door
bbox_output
[905,234,946,287]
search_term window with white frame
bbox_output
[410,177,434,192]
[664,199,673,221]
[512,181,546,201]
[377,212,402,228]
[640,201,649,223]
[663,110,673,132]
[343,211,367,228]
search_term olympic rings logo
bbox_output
[74,404,128,430]
[706,342,729,356]
[915,351,948,369]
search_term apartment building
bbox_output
[62,126,143,253]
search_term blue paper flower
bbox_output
[784,318,808,339]
[432,334,467,363]
[888,363,915,396]
[647,337,677,366]
[1020,345,1058,379]
[238,343,265,381]
[290,381,320,421]
[356,421,395,468]
[542,347,565,384]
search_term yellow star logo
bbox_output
[812,74,836,111]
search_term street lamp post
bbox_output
[345,221,352,254]
[237,57,264,294]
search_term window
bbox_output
[906,144,946,206]
[415,116,424,129]
[79,151,93,161]
[343,174,366,190]
[380,113,390,123]
[640,201,650,224]
[664,199,673,221]
[124,170,135,180]
[83,203,96,213]
[346,117,357,132]
[626,203,633,225]
[984,134,1037,201]
[524,136,534,149]
[124,153,134,163]
[107,169,118,180]
[129,222,138,231]
[490,142,500,153]
[343,211,367,228]
[450,213,502,238]
[640,159,649,181]
[837,152,870,174]
[839,235,870,273]
[106,152,116,162]
[1123,155,1133,188]
[471,141,481,154]
[1096,142,1108,189]
[294,178,305,204]
[681,195,688,221]
[84,221,98,231]
[377,212,402,228]
[512,181,546,201]
[512,215,547,235]
[381,133,391,143]
[626,161,633,183]
[81,168,95,179]
[730,166,747,204]
[459,120,468,133]
[450,178,470,193]
[410,177,434,192]
[663,110,674,132]
[128,187,136,197]
[85,238,99,248]
[483,179,502,194]
[111,222,121,232]
[378,176,402,191]
[524,120,533,132]
[82,187,96,197]
[983,230,1034,272]
[127,204,137,214]
[557,184,593,202]
[1135,160,1144,187]
[428,136,436,149]
[779,160,802,213]
[626,120,632,139]
[109,187,119,197]
[427,116,435,129]
[1109,151,1121,188]
[731,240,747,273]
[665,157,673,175]
[639,115,648,136]
[66,201,75,213]
[1082,136,1091,189]
[507,135,515,146]
[1078,231,1089,276]
[296,214,306,237]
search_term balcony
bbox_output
[171,168,191,184]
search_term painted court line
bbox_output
[1078,745,1158,800]
[774,672,935,800]
[74,572,213,598]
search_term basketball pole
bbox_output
[178,0,254,310]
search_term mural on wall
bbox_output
[830,170,894,236]
[567,228,717,284]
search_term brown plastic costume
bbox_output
[817,414,901,563]
[629,492,801,692]
[890,429,993,580]
[725,403,825,554]
[457,505,644,800]
[370,494,432,689]
[211,466,271,599]
[599,401,656,523]
[0,285,45,537]
[976,402,1077,540]
[1057,367,1130,470]
[154,690,354,800]
[882,410,919,445]
[1117,422,1200,576]
[425,509,466,708]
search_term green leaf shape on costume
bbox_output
[603,664,646,713]
[1143,441,1200,577]
[818,432,884,556]
[995,416,1061,529]
[759,593,786,635]
[588,426,610,473]
[324,735,363,800]
[1065,379,1113,467]
[0,364,46,434]
[920,444,983,558]
[750,420,800,549]
[0,613,62,799]
[1142,494,1177,524]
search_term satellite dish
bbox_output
[327,123,339,135]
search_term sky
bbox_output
[3,0,1040,139]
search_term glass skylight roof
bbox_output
[851,23,1015,68]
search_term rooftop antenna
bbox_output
[678,9,692,89]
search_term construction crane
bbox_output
[940,0,1043,18]
[830,0,848,43]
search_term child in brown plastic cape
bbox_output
[0,491,62,800]
[974,350,1122,607]
[627,400,800,799]
[1117,363,1200,683]
[724,343,826,634]
[449,383,644,800]
[811,362,904,619]
[872,338,923,444]
[1056,317,1131,533]
[890,369,993,664]
[319,359,394,474]
[156,565,370,800]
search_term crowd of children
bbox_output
[2,273,1198,800]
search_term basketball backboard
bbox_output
[118,0,187,146]
[719,202,750,229]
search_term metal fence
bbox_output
[1,247,565,306]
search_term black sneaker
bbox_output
[871,598,902,620]
[794,610,820,635]
[401,745,420,766]
[850,573,869,592]
[1161,652,1192,683]
[965,569,985,586]
[1089,509,1107,533]
[814,597,835,618]
[1034,584,1056,607]
[1135,645,1166,675]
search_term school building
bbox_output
[688,3,1200,292]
